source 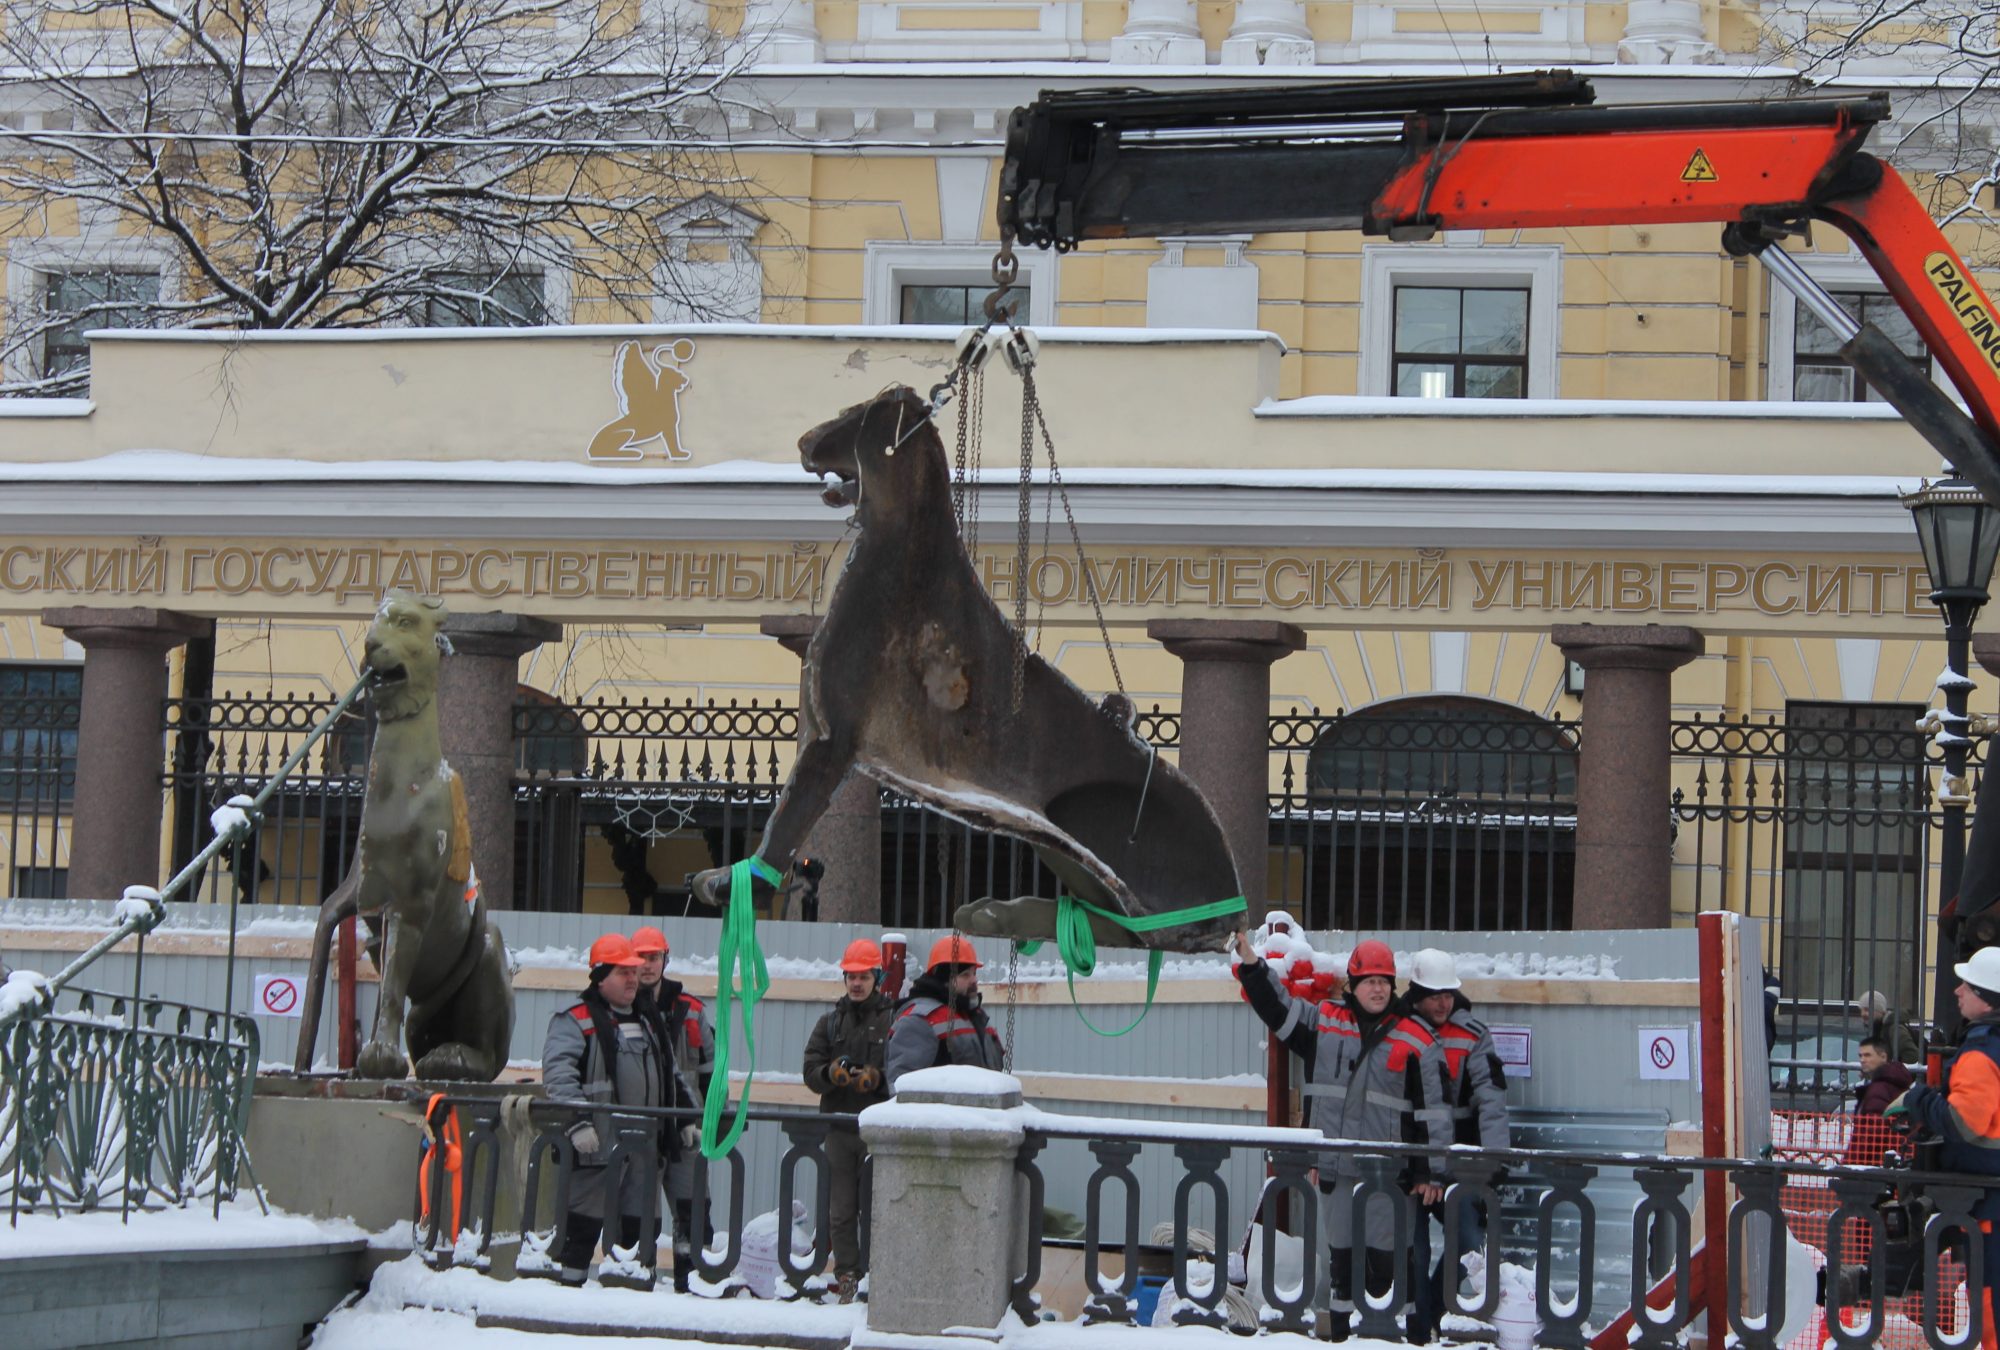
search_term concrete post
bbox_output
[1147,619,1306,905]
[1552,623,1706,929]
[861,1069,1026,1337]
[761,615,881,924]
[43,606,212,901]
[438,612,562,912]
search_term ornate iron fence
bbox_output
[0,986,260,1221]
[1265,705,1581,932]
[1672,708,1972,1091]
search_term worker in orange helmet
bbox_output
[802,937,895,1303]
[629,924,716,1294]
[1887,946,2000,1350]
[884,934,1004,1091]
[541,933,695,1287]
[1234,930,1450,1342]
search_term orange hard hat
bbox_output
[840,939,884,973]
[631,926,669,956]
[926,935,982,971]
[589,933,645,970]
[1347,940,1397,981]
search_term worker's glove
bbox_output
[1884,1090,1912,1118]
[854,1065,883,1095]
[680,1124,702,1151]
[569,1124,600,1156]
[830,1057,858,1088]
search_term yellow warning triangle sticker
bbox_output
[1681,148,1719,183]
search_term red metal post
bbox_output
[337,912,359,1071]
[1696,912,1730,1346]
[881,934,908,1004]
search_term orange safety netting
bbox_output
[1768,1111,1968,1350]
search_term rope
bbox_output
[699,855,781,1159]
[1016,893,1247,1037]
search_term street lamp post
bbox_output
[1903,476,2000,1051]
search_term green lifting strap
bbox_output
[1016,892,1247,1037]
[700,855,782,1159]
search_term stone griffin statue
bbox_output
[688,385,1242,953]
[295,593,516,1080]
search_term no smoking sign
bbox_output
[255,974,303,1019]
[1638,1026,1691,1081]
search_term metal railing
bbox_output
[417,1093,1995,1350]
[0,683,79,900]
[0,986,260,1221]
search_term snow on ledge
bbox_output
[84,322,1284,349]
[0,1199,372,1261]
[1259,394,1908,421]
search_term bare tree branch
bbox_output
[0,0,762,391]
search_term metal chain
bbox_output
[1013,371,1033,714]
[1004,942,1019,1071]
[1022,369,1125,697]
[952,365,984,556]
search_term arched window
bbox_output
[1290,696,1578,931]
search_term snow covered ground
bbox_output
[0,1197,376,1259]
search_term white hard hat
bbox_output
[1410,948,1461,992]
[1956,947,2000,993]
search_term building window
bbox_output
[1359,244,1561,399]
[1,663,81,805]
[1392,285,1530,399]
[42,269,161,377]
[899,283,1033,326]
[420,271,548,327]
[863,242,1058,328]
[1777,700,1926,1019]
[1793,290,1931,402]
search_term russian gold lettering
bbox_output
[1469,560,1508,611]
[1029,555,1075,604]
[0,546,35,591]
[1852,564,1897,616]
[516,550,552,597]
[1317,559,1355,609]
[683,552,716,599]
[469,549,509,598]
[1906,564,1934,617]
[594,551,634,599]
[180,547,213,592]
[1135,558,1173,605]
[723,554,762,601]
[84,548,121,593]
[1659,563,1698,614]
[304,548,342,594]
[259,547,301,596]
[1612,563,1654,612]
[1092,558,1132,606]
[1561,561,1604,611]
[783,554,827,603]
[430,550,469,592]
[1178,558,1218,606]
[386,551,427,594]
[982,554,1014,603]
[1360,560,1403,610]
[1805,564,1850,616]
[1511,561,1554,610]
[638,552,673,598]
[335,550,381,604]
[129,547,165,595]
[1409,559,1450,610]
[1266,558,1310,610]
[1753,561,1799,614]
[552,550,590,599]
[1705,564,1748,611]
[212,546,255,595]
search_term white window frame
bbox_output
[5,236,178,384]
[863,241,1057,327]
[654,194,768,324]
[384,237,573,328]
[1358,243,1562,399]
[1764,249,1951,404]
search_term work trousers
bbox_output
[1320,1181,1418,1341]
[558,1210,659,1282]
[827,1125,868,1277]
[1410,1199,1484,1344]
[664,1152,713,1289]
